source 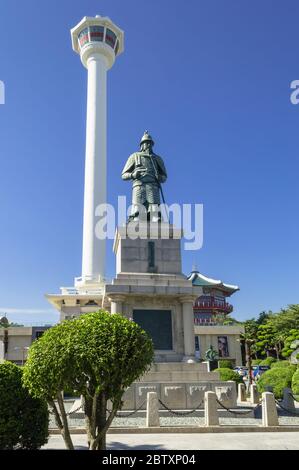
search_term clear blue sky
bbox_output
[0,0,299,324]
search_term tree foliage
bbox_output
[218,359,233,369]
[272,305,299,337]
[252,359,262,365]
[259,356,277,367]
[23,310,154,450]
[0,318,23,328]
[237,305,299,361]
[270,360,295,370]
[255,323,280,357]
[281,329,299,358]
[256,311,271,325]
[292,368,299,395]
[0,361,48,449]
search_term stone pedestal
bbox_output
[120,362,227,411]
[106,223,202,363]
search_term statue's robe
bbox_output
[122,152,167,215]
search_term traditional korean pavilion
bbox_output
[188,269,239,326]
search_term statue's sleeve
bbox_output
[121,154,135,180]
[156,156,167,183]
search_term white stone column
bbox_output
[110,295,125,315]
[262,392,279,427]
[250,383,260,404]
[180,297,196,362]
[146,392,160,427]
[81,53,108,282]
[204,391,219,426]
[238,383,246,402]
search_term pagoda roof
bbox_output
[188,270,239,295]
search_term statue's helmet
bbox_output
[140,131,154,147]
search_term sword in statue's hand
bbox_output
[148,151,169,222]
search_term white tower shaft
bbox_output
[70,15,124,287]
[82,53,108,281]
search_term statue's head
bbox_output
[140,131,154,152]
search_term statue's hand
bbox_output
[132,168,146,179]
[132,169,141,179]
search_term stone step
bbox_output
[150,362,209,373]
[138,371,220,382]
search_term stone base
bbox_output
[68,361,237,414]
[118,362,237,411]
[120,379,237,411]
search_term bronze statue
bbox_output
[122,131,167,221]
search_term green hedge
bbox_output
[214,368,243,385]
[271,361,296,373]
[259,357,277,367]
[292,368,299,395]
[218,360,233,369]
[257,366,295,398]
[0,362,49,449]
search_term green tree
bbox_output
[292,368,299,395]
[23,311,154,450]
[281,329,299,358]
[222,316,241,326]
[240,319,258,385]
[272,305,299,338]
[256,311,271,325]
[0,316,23,328]
[210,312,241,326]
[0,362,48,449]
[255,322,282,358]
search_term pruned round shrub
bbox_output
[259,357,277,367]
[271,361,296,373]
[218,360,233,369]
[257,366,295,398]
[23,311,154,450]
[0,361,48,449]
[214,367,243,384]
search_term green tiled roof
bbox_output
[188,270,239,294]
